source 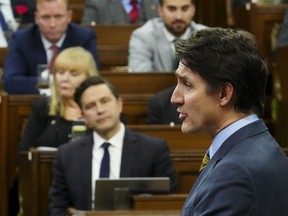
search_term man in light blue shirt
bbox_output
[171,27,288,216]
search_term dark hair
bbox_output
[175,27,268,117]
[74,76,119,108]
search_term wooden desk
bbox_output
[130,125,211,150]
[17,149,194,216]
[68,209,181,216]
[133,194,187,210]
[102,72,176,94]
[0,47,8,68]
[92,25,140,70]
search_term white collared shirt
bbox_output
[121,0,142,13]
[38,35,65,95]
[91,123,125,208]
[0,0,19,31]
[0,28,7,47]
[40,34,65,63]
[163,26,192,56]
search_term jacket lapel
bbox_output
[186,120,268,204]
[120,128,138,177]
[78,134,94,209]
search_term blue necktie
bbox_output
[0,10,8,32]
[99,142,110,178]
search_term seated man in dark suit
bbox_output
[3,0,99,94]
[147,85,181,125]
[48,76,177,215]
[81,0,159,25]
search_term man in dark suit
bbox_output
[81,0,159,25]
[3,0,99,94]
[48,76,177,215]
[171,27,288,215]
[147,85,181,125]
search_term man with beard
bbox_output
[128,0,206,72]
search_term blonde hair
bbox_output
[49,46,98,116]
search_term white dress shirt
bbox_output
[0,28,7,47]
[91,123,125,208]
[0,0,19,31]
[121,0,142,14]
[38,35,65,95]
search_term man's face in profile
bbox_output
[158,0,195,37]
[35,0,72,43]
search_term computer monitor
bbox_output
[94,177,170,210]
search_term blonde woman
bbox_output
[19,47,98,150]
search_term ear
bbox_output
[34,11,39,25]
[67,9,73,22]
[81,111,91,128]
[117,97,123,113]
[158,4,163,17]
[219,83,233,107]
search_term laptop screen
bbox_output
[94,177,170,210]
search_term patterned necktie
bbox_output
[99,142,110,178]
[129,0,140,23]
[199,150,210,172]
[0,10,8,32]
[49,44,59,72]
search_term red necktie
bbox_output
[129,0,140,23]
[49,44,59,72]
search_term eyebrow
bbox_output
[175,72,188,80]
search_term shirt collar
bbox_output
[121,0,141,13]
[163,24,192,43]
[93,123,125,150]
[209,114,259,158]
[41,33,66,50]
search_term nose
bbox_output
[48,17,56,27]
[62,71,70,80]
[95,103,105,114]
[175,9,183,20]
[171,84,183,106]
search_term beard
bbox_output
[164,20,190,37]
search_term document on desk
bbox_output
[36,146,58,151]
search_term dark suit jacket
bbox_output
[181,120,288,216]
[18,97,74,151]
[48,129,177,215]
[3,23,99,94]
[11,0,35,24]
[147,86,181,125]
